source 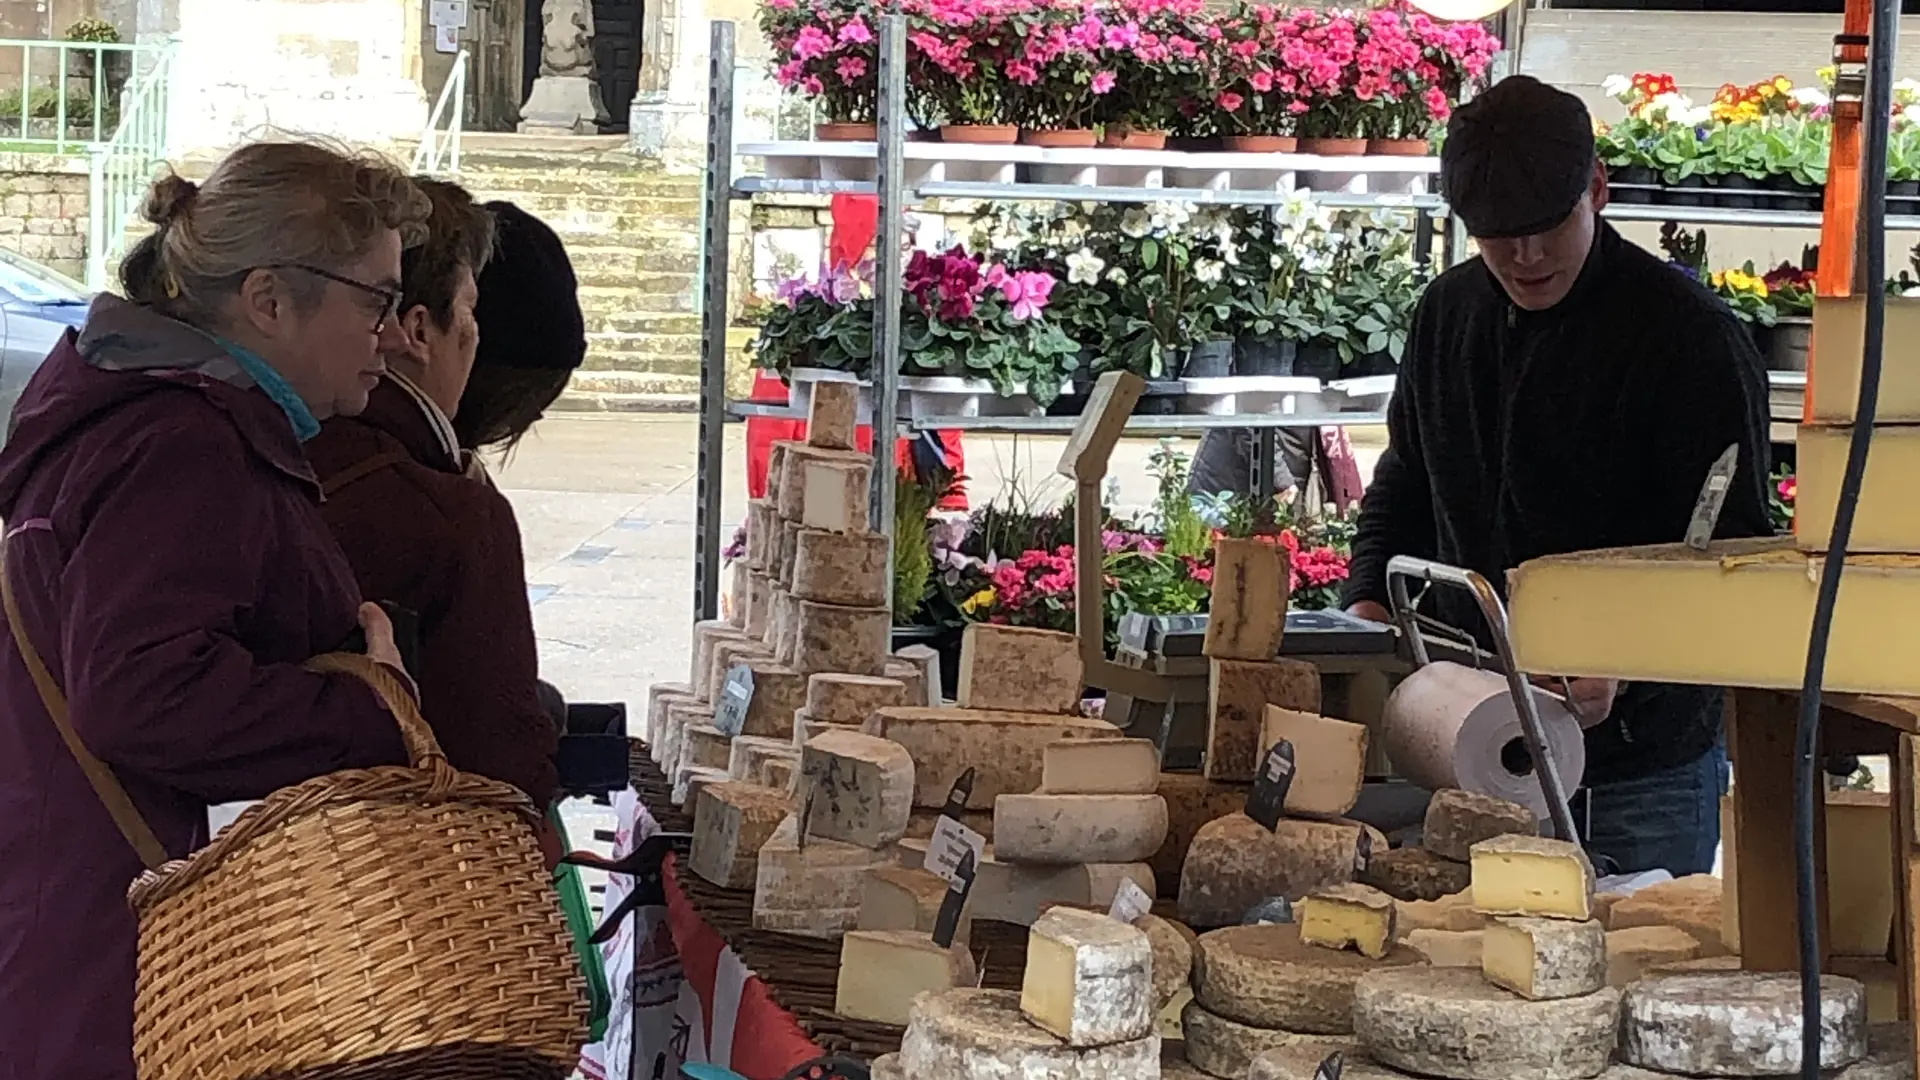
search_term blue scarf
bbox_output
[218,339,320,442]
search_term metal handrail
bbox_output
[0,38,168,154]
[412,50,468,177]
[84,44,173,291]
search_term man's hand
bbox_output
[1531,674,1620,725]
[1348,600,1392,625]
[358,602,407,674]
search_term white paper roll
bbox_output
[1382,661,1587,821]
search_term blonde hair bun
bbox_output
[141,172,199,227]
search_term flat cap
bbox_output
[1441,75,1596,240]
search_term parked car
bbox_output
[0,251,91,434]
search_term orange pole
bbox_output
[1810,3,1873,418]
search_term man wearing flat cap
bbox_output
[1343,75,1772,876]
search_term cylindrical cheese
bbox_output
[1423,787,1538,863]
[792,601,890,676]
[735,659,807,739]
[661,699,715,779]
[1359,844,1472,901]
[745,498,776,571]
[865,706,1122,809]
[792,527,890,607]
[744,571,773,637]
[775,519,801,588]
[993,793,1169,865]
[1183,999,1352,1080]
[885,656,929,706]
[1353,966,1621,1080]
[1136,914,1194,1011]
[1251,1044,1406,1080]
[1619,973,1867,1077]
[1193,923,1419,1034]
[690,619,747,700]
[807,672,908,727]
[1179,812,1363,928]
[1481,916,1606,1001]
[645,682,694,760]
[769,588,796,662]
[900,989,1160,1080]
[707,638,773,704]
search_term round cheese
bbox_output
[1179,812,1363,928]
[1136,914,1196,1010]
[869,1052,904,1080]
[1619,973,1867,1076]
[900,988,1160,1080]
[1353,966,1620,1080]
[1251,1045,1411,1080]
[1193,923,1420,1035]
[994,793,1170,865]
[806,672,908,728]
[1183,1000,1354,1080]
[1603,1022,1905,1080]
[1358,845,1472,902]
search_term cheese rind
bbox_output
[746,499,777,570]
[1203,537,1290,660]
[1251,1045,1408,1080]
[1041,738,1162,795]
[1395,891,1488,936]
[892,644,941,705]
[971,859,1156,927]
[1607,873,1730,957]
[1298,883,1398,959]
[1257,707,1369,817]
[858,865,959,936]
[1192,923,1421,1034]
[833,929,976,1026]
[956,623,1085,714]
[1353,966,1622,1080]
[744,571,773,636]
[806,672,908,728]
[673,765,732,807]
[707,639,774,704]
[1797,417,1920,553]
[992,793,1169,865]
[690,620,748,699]
[1179,812,1362,928]
[805,378,860,450]
[864,706,1121,809]
[1136,914,1195,1010]
[645,682,696,762]
[1154,773,1254,891]
[1606,926,1703,988]
[869,1053,904,1080]
[1022,907,1155,1046]
[752,815,894,938]
[1423,788,1537,862]
[899,989,1161,1080]
[690,781,794,889]
[1205,658,1323,782]
[682,723,733,771]
[1469,834,1595,920]
[792,601,891,676]
[1183,999,1352,1080]
[775,444,872,525]
[1360,845,1473,901]
[1619,973,1868,1076]
[1405,928,1484,968]
[800,728,915,849]
[1481,916,1606,1000]
[792,527,890,607]
[727,735,797,782]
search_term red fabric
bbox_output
[1318,426,1365,511]
[828,194,879,271]
[662,855,822,1078]
[744,372,969,510]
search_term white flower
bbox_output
[1106,266,1129,285]
[1221,239,1240,267]
[990,227,1023,252]
[1066,248,1105,285]
[1148,200,1193,234]
[1793,86,1831,109]
[1601,73,1632,99]
[1270,252,1285,269]
[1193,258,1225,284]
[1119,208,1152,238]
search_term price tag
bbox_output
[1314,1050,1346,1080]
[712,663,754,737]
[926,814,988,886]
[1354,827,1373,877]
[1245,740,1296,832]
[1108,877,1154,925]
[932,847,977,949]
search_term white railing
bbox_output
[412,50,468,177]
[0,38,167,154]
[85,45,173,290]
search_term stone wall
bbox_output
[0,154,91,281]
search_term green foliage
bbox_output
[63,18,120,43]
[1145,439,1210,558]
[892,466,946,625]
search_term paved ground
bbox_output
[490,415,1387,711]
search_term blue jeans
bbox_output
[1575,742,1730,876]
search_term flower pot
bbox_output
[1168,135,1223,152]
[815,122,876,141]
[1710,173,1759,210]
[1745,321,1774,360]
[1101,128,1168,149]
[1022,127,1098,148]
[1184,339,1235,378]
[1367,138,1429,157]
[1611,165,1657,187]
[1663,175,1706,207]
[1349,351,1398,377]
[1299,137,1368,156]
[941,124,1020,144]
[1223,134,1297,153]
[1234,336,1296,377]
[1893,180,1920,197]
[1770,318,1812,372]
[1293,343,1341,381]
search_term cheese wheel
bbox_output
[1423,788,1536,862]
[1602,1023,1905,1080]
[868,1053,904,1080]
[1619,973,1868,1076]
[806,672,908,728]
[1251,1045,1410,1080]
[1359,845,1472,902]
[1136,914,1195,1011]
[993,793,1169,865]
[1481,916,1606,1001]
[1183,999,1353,1080]
[1193,923,1420,1035]
[1179,813,1364,928]
[900,988,1160,1080]
[865,706,1121,809]
[1353,966,1621,1080]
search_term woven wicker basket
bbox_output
[127,654,589,1080]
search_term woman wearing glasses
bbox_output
[0,141,429,1080]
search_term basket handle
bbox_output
[303,651,447,773]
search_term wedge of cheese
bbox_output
[1298,883,1397,959]
[834,929,976,1026]
[1807,294,1920,423]
[1469,835,1595,921]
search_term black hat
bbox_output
[1441,75,1597,240]
[473,201,587,373]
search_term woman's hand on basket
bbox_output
[358,602,407,673]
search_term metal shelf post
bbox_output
[869,14,907,550]
[693,20,735,621]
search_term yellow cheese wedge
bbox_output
[1507,537,1920,696]
[1469,835,1594,921]
[1299,883,1398,959]
[1809,295,1920,423]
[1796,424,1920,553]
[834,929,976,1025]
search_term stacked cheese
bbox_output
[1384,788,1534,967]
[895,908,1162,1078]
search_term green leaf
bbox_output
[1141,238,1160,271]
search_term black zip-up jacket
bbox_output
[1344,222,1773,786]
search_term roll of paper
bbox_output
[1381,661,1587,821]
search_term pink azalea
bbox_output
[838,18,873,44]
[792,25,833,61]
[1091,70,1116,95]
[1217,90,1245,112]
[1249,70,1273,92]
[767,0,796,9]
[836,55,867,83]
[774,59,804,87]
[801,74,824,95]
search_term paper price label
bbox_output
[932,847,977,948]
[1108,877,1153,925]
[712,663,755,737]
[924,815,988,886]
[1353,827,1373,876]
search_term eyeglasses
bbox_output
[263,263,403,333]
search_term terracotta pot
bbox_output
[1021,127,1099,148]
[1223,134,1298,153]
[1367,137,1430,157]
[1100,128,1169,150]
[940,124,1020,144]
[1299,137,1368,156]
[815,122,877,141]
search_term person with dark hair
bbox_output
[453,200,587,453]
[305,181,562,829]
[1342,75,1772,876]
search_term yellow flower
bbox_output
[1773,75,1793,94]
[961,587,996,614]
[1711,270,1727,289]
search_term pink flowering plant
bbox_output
[1090,0,1215,135]
[1211,3,1305,137]
[1001,2,1120,130]
[759,0,881,123]
[902,0,1032,126]
[900,245,1081,403]
[748,259,876,376]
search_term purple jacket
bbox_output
[0,296,407,1080]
